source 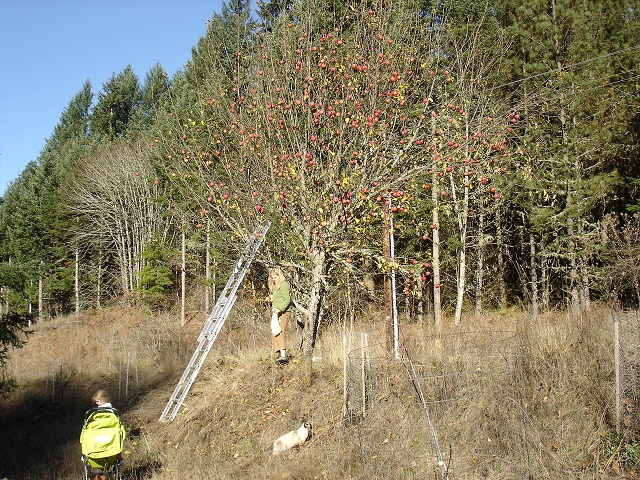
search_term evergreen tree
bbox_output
[49,80,92,150]
[256,0,296,31]
[130,63,170,132]
[0,163,60,316]
[90,65,141,140]
[135,237,174,310]
[186,0,256,89]
[0,83,96,317]
[498,0,639,313]
[0,241,33,369]
[0,164,40,264]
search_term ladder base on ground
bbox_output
[159,222,271,422]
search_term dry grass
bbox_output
[0,301,637,479]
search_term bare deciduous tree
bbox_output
[68,141,173,302]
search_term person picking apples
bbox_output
[267,267,292,365]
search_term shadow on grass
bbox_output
[0,375,169,480]
[0,382,87,479]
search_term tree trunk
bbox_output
[431,116,442,329]
[28,282,33,327]
[1,287,6,315]
[453,170,469,326]
[454,246,466,326]
[541,253,550,313]
[383,216,393,351]
[540,260,551,312]
[496,207,507,309]
[580,261,590,311]
[577,216,590,311]
[568,225,580,314]
[431,176,442,329]
[38,273,44,323]
[301,249,325,357]
[97,248,102,310]
[117,229,128,295]
[3,259,9,315]
[75,247,80,316]
[363,258,375,297]
[126,217,135,294]
[181,230,186,326]
[416,276,424,324]
[475,208,485,315]
[530,230,539,320]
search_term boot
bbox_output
[275,349,288,365]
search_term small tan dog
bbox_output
[272,421,312,455]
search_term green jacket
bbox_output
[272,281,291,313]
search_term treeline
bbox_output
[1,0,639,356]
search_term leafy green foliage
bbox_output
[129,63,170,133]
[136,239,175,309]
[187,0,256,89]
[256,0,296,30]
[601,427,640,467]
[1,0,640,349]
[47,80,93,164]
[494,0,640,310]
[90,65,141,140]
[0,311,32,367]
[0,265,33,367]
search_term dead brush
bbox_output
[1,305,629,479]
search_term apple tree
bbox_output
[406,23,514,326]
[158,0,513,351]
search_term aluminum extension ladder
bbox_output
[159,222,271,422]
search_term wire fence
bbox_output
[613,309,640,439]
[42,349,140,405]
[343,330,528,479]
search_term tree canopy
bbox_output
[0,0,639,363]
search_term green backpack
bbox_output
[80,407,125,460]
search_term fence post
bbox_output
[614,313,621,435]
[361,333,367,419]
[342,334,348,419]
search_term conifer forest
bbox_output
[1,0,639,358]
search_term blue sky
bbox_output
[0,0,223,196]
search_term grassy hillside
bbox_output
[0,301,637,479]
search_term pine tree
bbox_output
[498,0,639,313]
[90,65,141,140]
[256,0,295,31]
[130,63,170,132]
[0,82,97,318]
[186,0,256,89]
[49,81,92,149]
